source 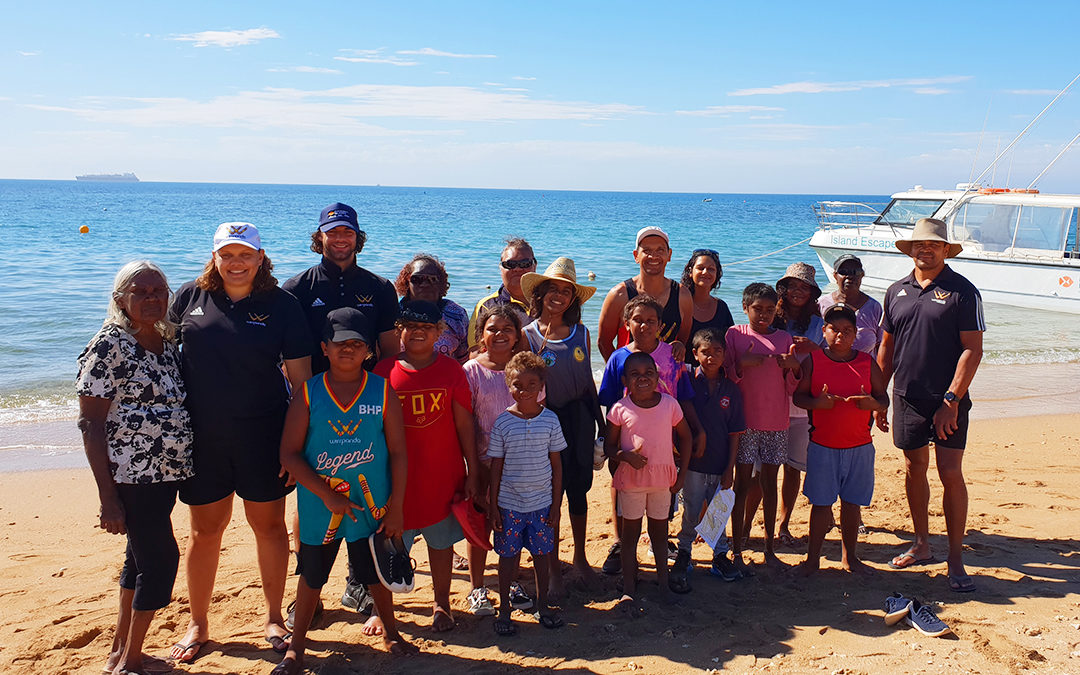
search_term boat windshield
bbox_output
[874,199,946,226]
[951,202,1074,253]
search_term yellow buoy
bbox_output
[79,225,89,234]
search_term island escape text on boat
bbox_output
[809,75,1080,314]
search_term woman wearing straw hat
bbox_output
[521,257,605,597]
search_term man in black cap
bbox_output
[877,217,984,593]
[283,202,400,619]
[283,202,400,375]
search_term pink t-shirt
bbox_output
[607,393,683,491]
[723,324,798,432]
[463,359,514,462]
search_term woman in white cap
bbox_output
[521,257,605,597]
[168,222,311,663]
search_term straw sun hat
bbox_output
[520,257,596,305]
[895,218,963,258]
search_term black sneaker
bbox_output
[601,542,622,575]
[672,549,692,576]
[508,581,534,610]
[341,581,373,614]
[369,532,416,594]
[709,554,741,582]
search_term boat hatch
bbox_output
[950,202,1075,254]
[874,199,946,227]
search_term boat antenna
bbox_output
[1026,130,1080,190]
[944,72,1080,218]
[968,101,992,187]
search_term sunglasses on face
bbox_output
[836,268,864,277]
[501,258,536,270]
[410,273,440,286]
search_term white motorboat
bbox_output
[809,186,1080,313]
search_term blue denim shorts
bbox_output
[802,441,875,507]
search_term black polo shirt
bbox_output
[282,258,399,374]
[169,282,311,435]
[881,265,985,399]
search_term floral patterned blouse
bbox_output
[76,324,194,484]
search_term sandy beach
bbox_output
[1,363,1078,674]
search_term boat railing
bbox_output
[812,201,889,231]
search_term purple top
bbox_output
[818,293,883,356]
[463,359,515,462]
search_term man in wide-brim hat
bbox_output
[877,217,985,594]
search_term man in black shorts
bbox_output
[877,218,984,593]
[282,202,400,621]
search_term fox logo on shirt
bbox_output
[397,388,448,428]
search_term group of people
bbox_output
[77,203,984,674]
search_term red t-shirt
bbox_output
[809,350,873,449]
[374,354,473,529]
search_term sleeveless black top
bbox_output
[617,278,683,346]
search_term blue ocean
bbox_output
[1,179,1078,427]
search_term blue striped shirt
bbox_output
[488,407,566,512]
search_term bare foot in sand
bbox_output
[106,653,173,674]
[573,560,598,589]
[548,576,567,603]
[361,614,385,637]
[843,558,874,575]
[793,560,819,578]
[383,633,419,655]
[764,551,789,568]
[431,604,455,632]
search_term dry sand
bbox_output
[2,367,1079,674]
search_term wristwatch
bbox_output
[943,391,958,404]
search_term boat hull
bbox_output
[810,229,1080,314]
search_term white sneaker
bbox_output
[467,587,496,616]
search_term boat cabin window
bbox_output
[951,202,1073,253]
[875,199,945,226]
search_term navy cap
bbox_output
[319,202,359,233]
[399,300,442,325]
[833,254,863,271]
[323,307,374,345]
[823,302,858,325]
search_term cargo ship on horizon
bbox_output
[75,172,139,182]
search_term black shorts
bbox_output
[550,399,596,516]
[892,394,971,451]
[298,538,378,590]
[180,414,294,505]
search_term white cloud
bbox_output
[729,76,971,96]
[397,47,496,59]
[676,104,784,117]
[913,88,951,95]
[24,84,645,132]
[513,76,537,81]
[17,50,41,57]
[482,82,504,87]
[267,66,343,74]
[170,27,279,48]
[1006,89,1059,95]
[335,49,418,66]
[502,87,529,92]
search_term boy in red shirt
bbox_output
[375,300,479,632]
[792,304,888,576]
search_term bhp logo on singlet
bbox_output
[398,388,448,428]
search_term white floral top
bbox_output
[76,325,194,484]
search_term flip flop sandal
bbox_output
[270,657,301,675]
[493,618,517,636]
[948,574,977,593]
[777,532,798,547]
[169,640,207,664]
[535,613,565,629]
[889,552,937,570]
[265,633,292,654]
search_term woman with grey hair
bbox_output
[77,260,193,675]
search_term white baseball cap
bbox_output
[213,222,262,252]
[635,225,670,248]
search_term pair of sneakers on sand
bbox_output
[883,592,951,637]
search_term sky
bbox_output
[5,1,1080,193]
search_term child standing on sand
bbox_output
[520,257,605,596]
[374,300,479,634]
[277,308,416,675]
[793,303,888,576]
[724,283,800,570]
[488,352,566,636]
[671,328,747,587]
[605,351,693,604]
[462,304,533,616]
